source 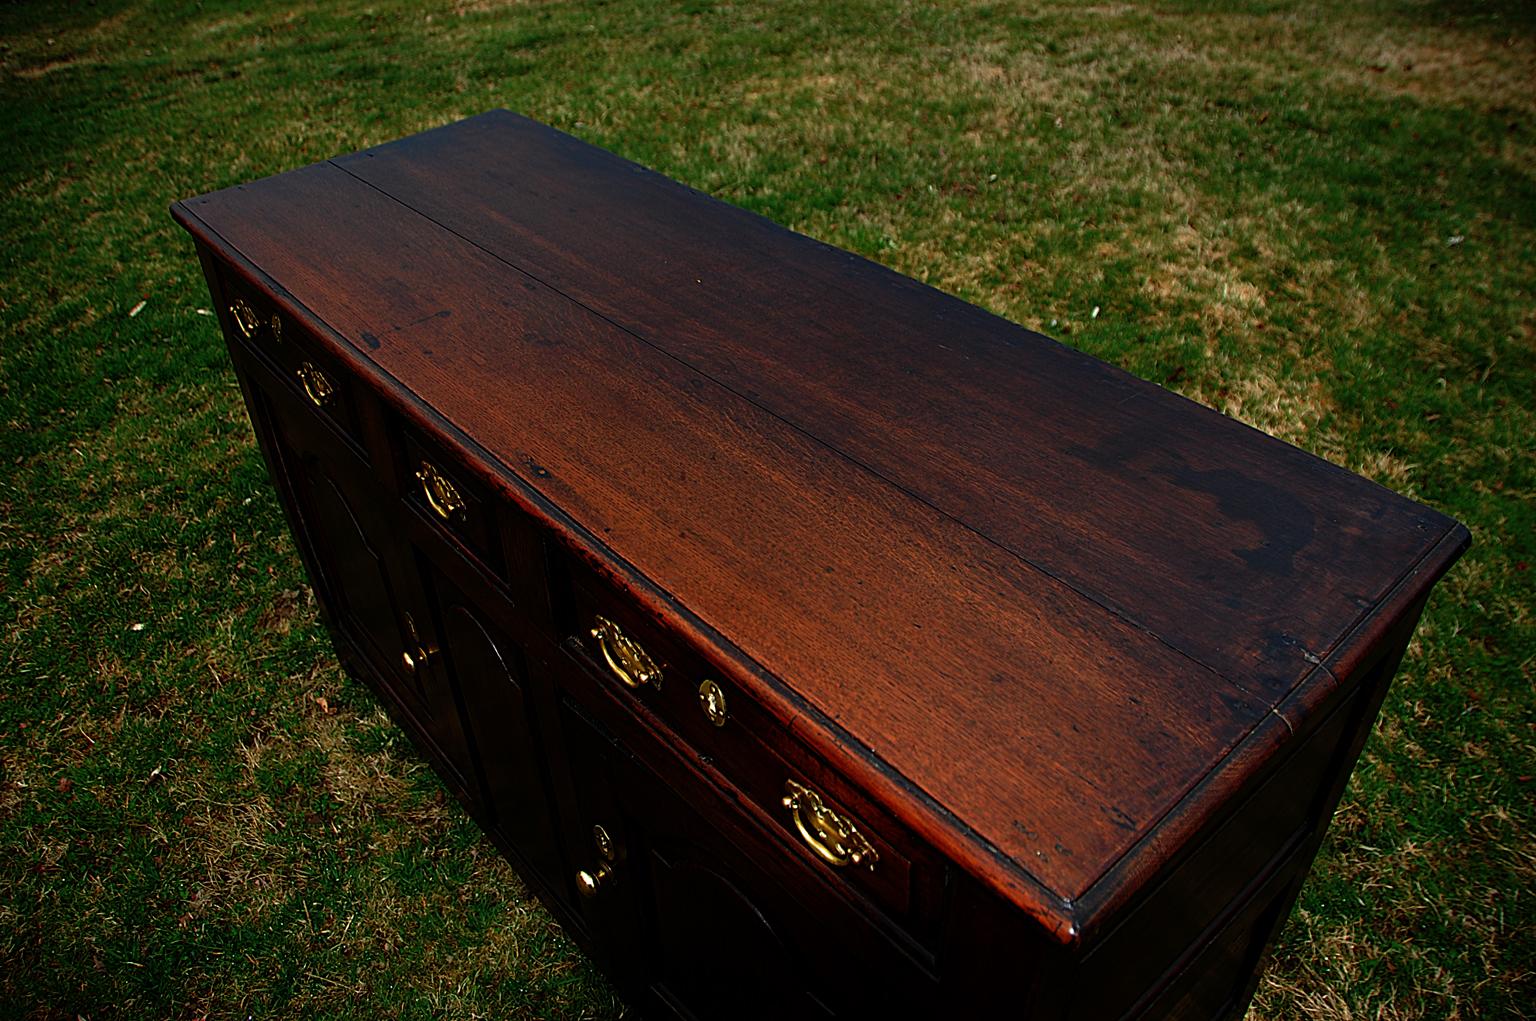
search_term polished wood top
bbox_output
[174,111,1466,941]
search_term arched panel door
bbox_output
[294,452,411,685]
[648,853,830,1020]
[437,583,561,882]
[271,427,474,800]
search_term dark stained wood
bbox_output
[176,162,1275,906]
[557,569,937,923]
[434,575,563,882]
[173,112,1468,1019]
[330,110,1456,699]
[552,657,944,1018]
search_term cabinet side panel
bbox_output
[1066,601,1426,1021]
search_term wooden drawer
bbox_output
[218,269,367,459]
[551,557,945,942]
[394,425,507,583]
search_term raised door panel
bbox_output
[643,840,833,1020]
[434,578,562,886]
[303,463,402,674]
[555,697,648,992]
[263,409,477,802]
[556,696,932,1019]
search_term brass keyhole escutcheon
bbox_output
[590,616,662,691]
[593,824,616,862]
[416,462,466,523]
[698,679,728,727]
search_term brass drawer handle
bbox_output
[230,299,282,342]
[416,462,466,522]
[783,779,878,870]
[590,615,662,691]
[296,361,335,407]
[231,298,259,339]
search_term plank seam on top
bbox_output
[322,155,1278,709]
[174,192,1462,936]
[182,153,1442,901]
[185,178,1257,896]
[177,201,1087,922]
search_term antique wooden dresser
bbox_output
[173,110,1467,1020]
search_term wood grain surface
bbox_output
[332,111,1458,698]
[172,112,1466,929]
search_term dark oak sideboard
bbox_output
[173,110,1468,1020]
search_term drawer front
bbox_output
[218,269,367,458]
[396,426,507,583]
[552,557,945,940]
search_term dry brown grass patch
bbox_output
[1331,29,1536,119]
[1214,369,1336,446]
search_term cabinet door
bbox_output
[263,409,476,802]
[432,577,562,885]
[557,699,841,1020]
[643,844,831,1020]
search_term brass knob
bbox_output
[576,862,613,898]
[400,613,435,674]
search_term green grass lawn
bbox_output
[1,1,1532,1017]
